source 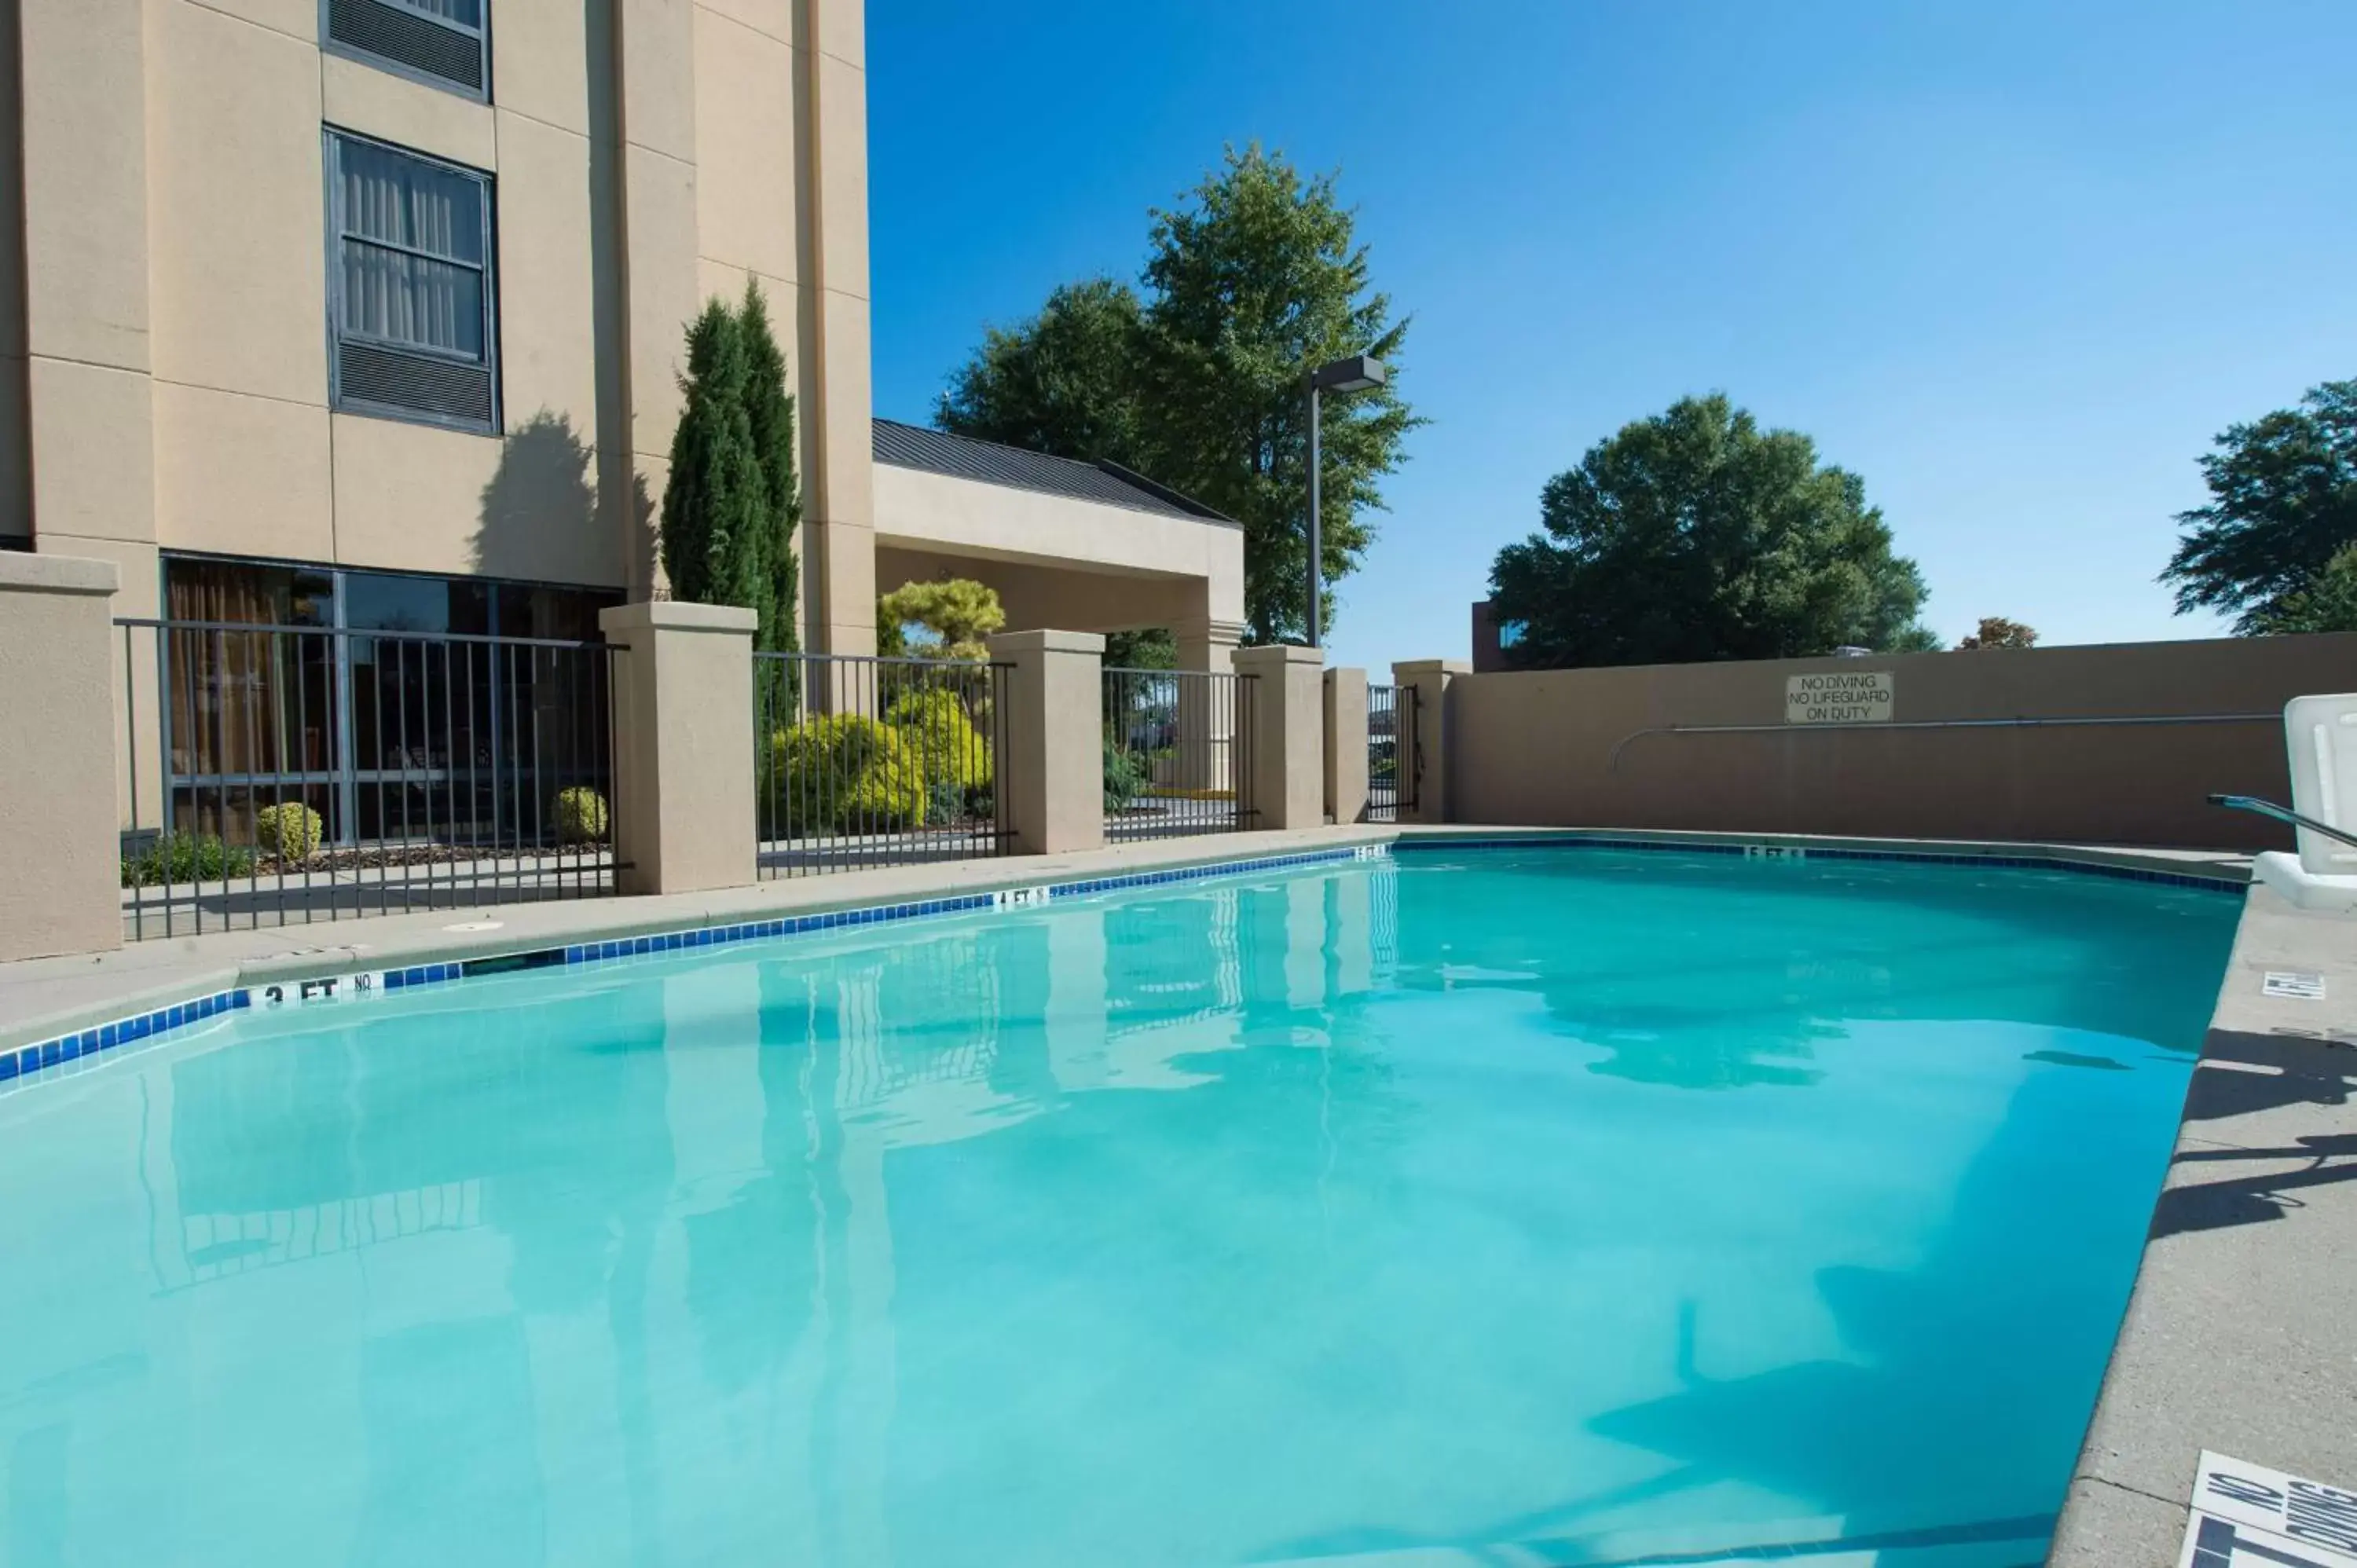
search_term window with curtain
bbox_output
[324,0,487,97]
[328,132,498,431]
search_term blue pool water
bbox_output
[0,848,2239,1566]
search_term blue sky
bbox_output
[867,1,2357,674]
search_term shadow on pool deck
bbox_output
[2148,1028,2357,1240]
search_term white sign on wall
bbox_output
[1785,671,1894,724]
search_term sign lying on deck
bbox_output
[2263,971,2327,1001]
[1784,670,1893,724]
[2179,1451,2357,1568]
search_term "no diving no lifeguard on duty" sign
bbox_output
[1784,669,1894,724]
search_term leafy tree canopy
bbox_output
[1488,394,1934,669]
[2161,378,2357,634]
[1956,616,2038,650]
[878,578,1006,661]
[2252,543,2357,635]
[938,145,1418,646]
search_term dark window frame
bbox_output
[318,0,493,104]
[323,127,502,436]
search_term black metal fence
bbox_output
[753,651,1012,877]
[115,617,621,939]
[1102,666,1258,840]
[1367,680,1417,822]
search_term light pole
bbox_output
[1305,354,1387,649]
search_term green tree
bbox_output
[877,579,1007,661]
[2161,378,2357,633]
[937,278,1148,466]
[739,280,802,654]
[1488,394,1934,668]
[660,291,803,653]
[660,301,764,614]
[936,145,1418,647]
[1956,616,2039,650]
[2253,543,2357,634]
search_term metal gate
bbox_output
[1367,681,1417,822]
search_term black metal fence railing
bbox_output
[1366,680,1417,822]
[753,651,1012,877]
[1102,666,1258,840]
[115,617,621,940]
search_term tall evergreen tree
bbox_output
[660,301,764,614]
[2161,378,2357,633]
[934,146,1418,647]
[739,280,802,654]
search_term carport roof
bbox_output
[872,419,1236,526]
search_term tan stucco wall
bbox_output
[598,599,757,894]
[0,554,124,960]
[1443,636,2357,851]
[1234,643,1326,831]
[988,628,1105,855]
[875,463,1245,625]
[4,0,871,614]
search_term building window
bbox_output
[326,131,499,434]
[1497,618,1528,650]
[323,0,489,98]
[159,555,620,846]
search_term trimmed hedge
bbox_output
[770,713,928,833]
[255,801,324,861]
[121,832,255,888]
[555,786,610,844]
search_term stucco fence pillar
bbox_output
[1234,643,1327,831]
[1392,659,1468,825]
[988,628,1105,855]
[597,602,758,896]
[1171,617,1245,791]
[1323,667,1369,826]
[0,554,126,961]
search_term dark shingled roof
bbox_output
[872,419,1236,526]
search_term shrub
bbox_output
[255,801,324,862]
[1104,742,1147,813]
[885,687,992,792]
[555,786,610,844]
[771,713,927,833]
[923,777,966,828]
[121,832,256,888]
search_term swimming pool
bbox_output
[0,845,2240,1566]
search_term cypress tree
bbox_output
[739,280,803,654]
[658,300,764,615]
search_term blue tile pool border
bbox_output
[1386,832,2250,893]
[4,832,2242,1091]
[0,846,1376,1088]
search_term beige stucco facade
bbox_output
[0,0,878,650]
[872,460,1247,659]
[0,0,1241,669]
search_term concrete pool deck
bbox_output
[2,822,2346,1564]
[2049,880,2357,1568]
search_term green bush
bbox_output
[121,832,256,888]
[884,687,992,792]
[555,786,610,844]
[1104,743,1147,813]
[255,801,324,862]
[770,713,928,833]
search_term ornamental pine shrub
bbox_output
[884,687,992,793]
[770,714,928,833]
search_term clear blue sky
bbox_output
[867,0,2357,673]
